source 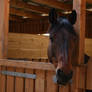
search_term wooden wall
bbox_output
[85,39,92,56]
[85,39,92,90]
[86,58,92,90]
[8,33,92,59]
[9,19,49,34]
[8,33,49,59]
[86,14,92,38]
[9,14,92,38]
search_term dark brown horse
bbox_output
[48,8,78,85]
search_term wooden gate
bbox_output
[0,59,72,92]
[0,59,87,92]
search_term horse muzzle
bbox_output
[54,69,73,85]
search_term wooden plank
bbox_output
[6,67,15,92]
[32,0,72,11]
[25,59,34,92]
[0,0,9,58]
[0,0,9,92]
[46,71,58,92]
[25,69,34,92]
[35,70,45,92]
[0,59,55,70]
[9,15,24,22]
[8,49,43,59]
[70,67,78,92]
[73,0,86,64]
[35,59,46,92]
[59,85,70,92]
[10,7,45,19]
[86,58,92,90]
[85,39,92,56]
[87,0,92,4]
[73,0,86,90]
[10,0,50,14]
[8,33,49,59]
[0,67,7,92]
[0,66,1,86]
[15,68,24,92]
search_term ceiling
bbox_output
[10,0,92,20]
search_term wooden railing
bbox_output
[0,59,55,71]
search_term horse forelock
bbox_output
[49,17,77,38]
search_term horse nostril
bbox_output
[57,69,63,75]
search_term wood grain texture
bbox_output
[32,0,72,11]
[46,71,58,92]
[73,0,86,64]
[8,33,49,59]
[25,58,34,92]
[0,67,7,92]
[10,0,50,14]
[87,0,92,4]
[25,69,34,92]
[86,58,92,90]
[6,67,15,92]
[0,0,9,92]
[0,0,9,58]
[35,70,45,92]
[35,59,46,92]
[15,68,24,92]
[59,85,70,92]
[10,7,44,19]
[85,39,92,56]
[73,0,86,90]
[0,59,55,70]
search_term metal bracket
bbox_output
[0,71,36,79]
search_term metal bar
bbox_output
[0,71,36,79]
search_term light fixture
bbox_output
[41,14,48,16]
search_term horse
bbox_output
[48,8,78,85]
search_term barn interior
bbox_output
[0,0,92,92]
[9,0,92,89]
[9,0,92,58]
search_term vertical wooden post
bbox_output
[73,0,86,91]
[0,0,9,59]
[73,0,86,64]
[0,0,9,92]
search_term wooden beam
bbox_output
[73,0,86,64]
[0,0,9,92]
[73,0,86,91]
[10,0,50,14]
[0,0,9,58]
[10,7,44,19]
[0,59,55,71]
[10,0,68,16]
[87,0,92,4]
[9,15,24,22]
[9,15,26,21]
[31,0,72,11]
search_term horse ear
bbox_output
[68,10,77,25]
[49,8,57,24]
